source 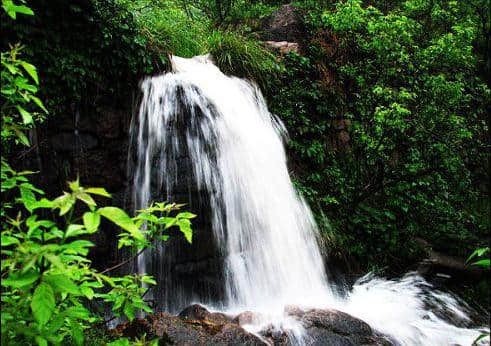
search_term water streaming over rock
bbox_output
[128,55,488,345]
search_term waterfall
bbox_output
[128,55,488,345]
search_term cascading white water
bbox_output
[130,55,489,345]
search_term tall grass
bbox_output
[207,30,281,85]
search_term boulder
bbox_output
[114,305,266,345]
[179,304,232,325]
[113,304,395,345]
[264,41,299,55]
[260,5,306,43]
[283,306,393,346]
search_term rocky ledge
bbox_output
[113,304,393,345]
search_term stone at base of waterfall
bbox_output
[233,311,258,326]
[178,304,232,325]
[282,306,393,345]
[112,304,394,345]
[114,309,264,345]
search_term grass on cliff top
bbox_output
[121,0,282,83]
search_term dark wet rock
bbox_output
[51,131,98,152]
[260,4,306,43]
[95,106,123,139]
[260,324,289,345]
[114,305,395,346]
[115,307,266,346]
[179,304,232,325]
[283,306,393,346]
[211,323,266,346]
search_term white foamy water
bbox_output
[130,55,489,345]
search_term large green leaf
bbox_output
[83,211,100,233]
[31,282,55,326]
[123,303,135,321]
[44,274,80,295]
[177,219,192,243]
[19,61,39,84]
[19,185,36,211]
[16,105,33,124]
[99,207,144,241]
[472,259,490,267]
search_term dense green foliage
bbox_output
[266,0,490,270]
[1,161,195,344]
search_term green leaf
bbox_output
[53,192,76,216]
[31,198,55,209]
[44,274,80,295]
[35,336,48,346]
[2,270,39,288]
[141,276,157,285]
[65,224,87,238]
[177,212,197,219]
[123,303,135,321]
[107,339,130,346]
[472,259,490,267]
[62,240,94,256]
[29,96,48,114]
[2,0,34,18]
[64,305,91,320]
[467,247,489,263]
[19,61,39,84]
[80,286,95,300]
[83,212,100,233]
[76,192,96,209]
[99,207,144,241]
[68,179,80,192]
[31,282,55,326]
[1,234,20,246]
[85,187,111,197]
[13,128,30,146]
[20,185,36,211]
[44,253,65,271]
[177,219,192,243]
[16,105,33,124]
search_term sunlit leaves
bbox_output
[99,206,144,241]
[467,247,490,268]
[1,0,34,19]
[83,211,101,233]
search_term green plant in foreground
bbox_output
[1,162,195,345]
[1,4,195,344]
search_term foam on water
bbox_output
[130,54,489,345]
